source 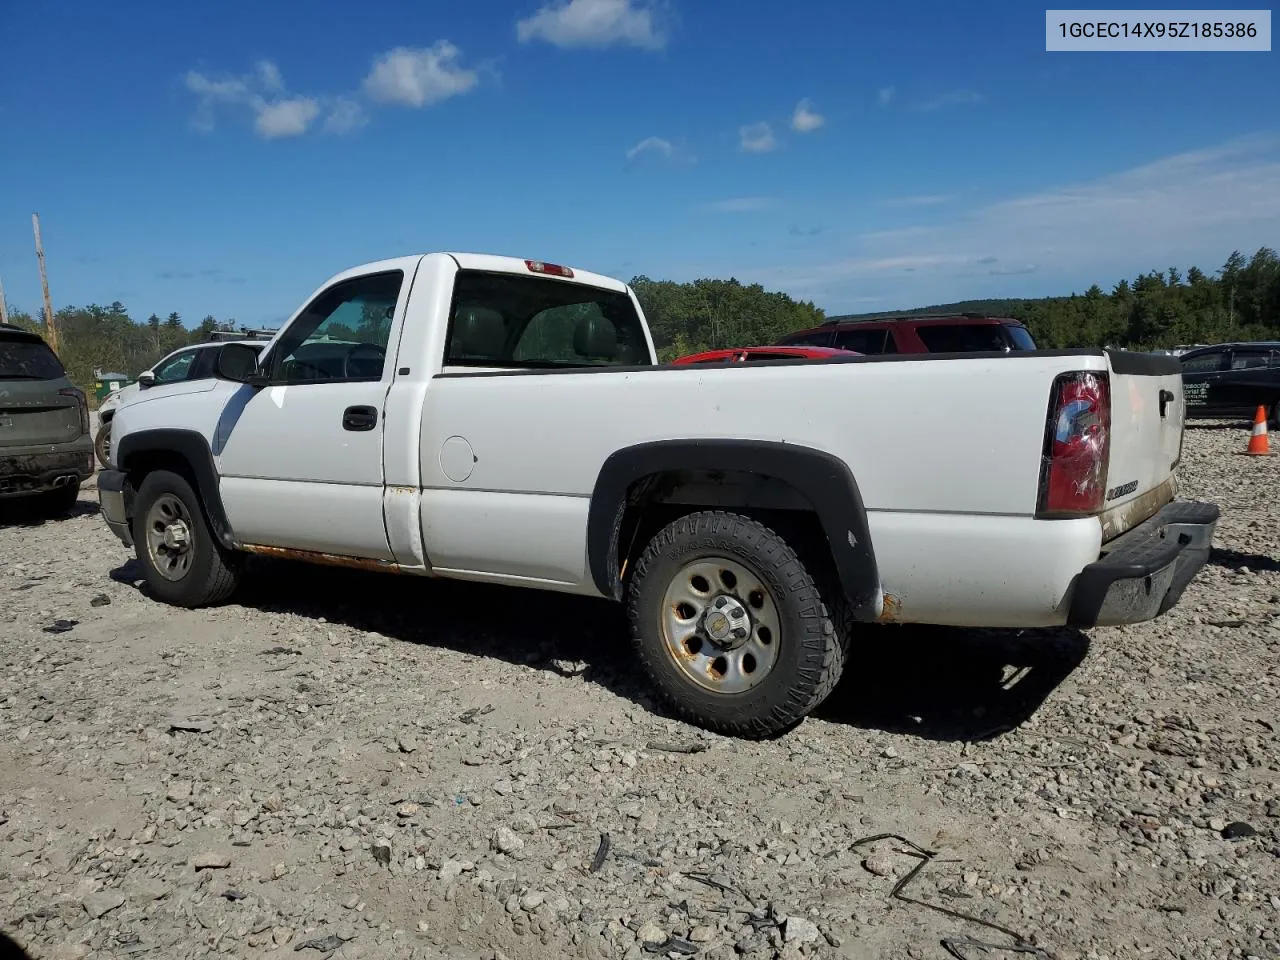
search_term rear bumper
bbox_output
[1067,500,1219,628]
[0,443,95,498]
[97,469,133,547]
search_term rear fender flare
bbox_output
[586,439,881,620]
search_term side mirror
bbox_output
[216,343,268,387]
[137,371,156,388]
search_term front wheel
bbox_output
[626,510,847,739]
[94,420,112,469]
[131,470,242,607]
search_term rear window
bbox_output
[446,271,651,369]
[0,337,65,380]
[915,323,1011,353]
[1004,323,1037,350]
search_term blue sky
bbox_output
[0,0,1277,326]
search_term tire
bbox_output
[41,483,81,517]
[626,509,847,739]
[94,421,112,469]
[131,469,242,607]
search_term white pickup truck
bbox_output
[97,253,1219,737]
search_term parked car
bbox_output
[672,345,860,365]
[98,252,1216,737]
[95,339,268,467]
[1178,341,1280,425]
[776,313,1037,354]
[0,322,94,514]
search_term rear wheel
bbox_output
[131,470,242,607]
[626,510,847,738]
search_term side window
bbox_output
[267,271,403,384]
[834,328,887,354]
[152,350,197,384]
[779,330,833,348]
[1180,350,1228,373]
[1230,349,1269,370]
[189,347,220,381]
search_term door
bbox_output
[1217,347,1280,418]
[214,270,408,560]
[1178,347,1230,415]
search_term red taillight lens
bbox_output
[1037,371,1110,517]
[525,259,574,278]
[59,387,90,434]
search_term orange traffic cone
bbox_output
[1241,405,1274,456]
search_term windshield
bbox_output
[0,337,66,379]
[446,270,652,369]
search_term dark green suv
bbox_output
[0,323,95,515]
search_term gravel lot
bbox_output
[2,424,1278,960]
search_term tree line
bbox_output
[846,247,1280,352]
[3,303,238,394]
[4,246,1276,391]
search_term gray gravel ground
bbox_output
[1,423,1278,960]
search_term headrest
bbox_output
[452,306,507,358]
[573,314,617,360]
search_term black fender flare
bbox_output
[115,428,236,549]
[586,439,881,620]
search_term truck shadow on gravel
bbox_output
[1209,546,1280,572]
[112,556,1089,742]
[814,624,1090,741]
[0,498,99,528]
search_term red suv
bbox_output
[775,313,1037,355]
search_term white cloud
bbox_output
[706,197,780,213]
[877,86,895,106]
[791,98,824,133]
[257,60,284,93]
[516,0,666,49]
[363,43,479,107]
[739,121,776,153]
[722,135,1280,308]
[324,98,367,135]
[626,136,672,160]
[883,194,952,207]
[185,63,344,139]
[255,97,320,138]
[915,89,983,111]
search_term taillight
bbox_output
[59,387,90,434]
[525,259,575,278]
[1036,371,1110,517]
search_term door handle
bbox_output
[342,405,378,431]
[1159,389,1175,418]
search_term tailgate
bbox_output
[1100,351,1185,540]
[0,382,83,448]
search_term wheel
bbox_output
[41,483,81,517]
[131,470,242,607]
[94,420,112,469]
[626,510,848,738]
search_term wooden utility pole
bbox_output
[0,276,9,326]
[32,212,59,351]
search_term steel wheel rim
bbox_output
[659,555,781,695]
[144,493,196,581]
